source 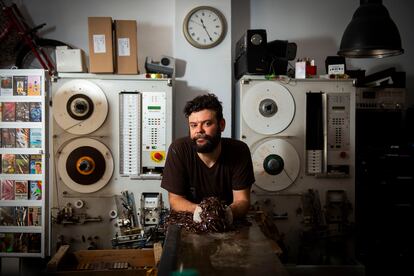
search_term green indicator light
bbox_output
[148,106,161,110]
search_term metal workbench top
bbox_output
[158,218,289,276]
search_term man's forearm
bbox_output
[229,199,250,219]
[169,193,198,213]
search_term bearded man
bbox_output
[161,93,255,224]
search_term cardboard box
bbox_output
[88,17,114,73]
[55,46,87,72]
[46,245,158,275]
[115,20,138,74]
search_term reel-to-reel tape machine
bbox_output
[50,73,173,252]
[235,75,356,262]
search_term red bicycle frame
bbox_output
[1,0,56,75]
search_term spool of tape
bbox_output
[242,81,295,135]
[252,138,300,192]
[53,79,108,135]
[74,199,84,209]
[57,137,114,193]
[109,210,118,219]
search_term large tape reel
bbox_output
[53,79,108,135]
[252,138,300,191]
[57,138,114,193]
[242,81,295,135]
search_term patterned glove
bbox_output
[193,205,203,223]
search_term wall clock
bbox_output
[183,6,227,49]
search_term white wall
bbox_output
[174,0,232,138]
[16,0,414,137]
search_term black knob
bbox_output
[263,154,284,175]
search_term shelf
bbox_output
[0,200,42,207]
[0,69,49,258]
[0,252,42,257]
[0,122,43,128]
[0,226,42,233]
[0,174,43,181]
[0,96,43,102]
[0,148,44,154]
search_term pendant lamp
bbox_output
[338,0,404,58]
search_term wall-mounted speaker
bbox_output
[234,29,268,80]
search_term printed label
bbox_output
[118,38,131,56]
[93,34,106,53]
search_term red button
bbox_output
[153,152,163,161]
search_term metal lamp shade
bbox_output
[338,0,404,58]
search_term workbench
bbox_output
[158,218,289,276]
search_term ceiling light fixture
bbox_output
[338,0,404,58]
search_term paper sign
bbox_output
[117,38,131,56]
[93,34,106,53]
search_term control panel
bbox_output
[327,93,351,175]
[356,87,405,109]
[142,92,167,171]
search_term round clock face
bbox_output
[183,6,227,49]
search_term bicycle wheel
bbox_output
[15,38,70,72]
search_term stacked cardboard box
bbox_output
[88,17,138,74]
[115,20,138,74]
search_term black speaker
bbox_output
[234,29,268,80]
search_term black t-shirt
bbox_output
[161,137,255,205]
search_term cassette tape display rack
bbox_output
[0,69,49,257]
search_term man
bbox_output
[161,93,255,224]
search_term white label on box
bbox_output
[328,64,345,75]
[117,38,131,56]
[93,34,106,53]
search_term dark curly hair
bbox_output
[183,93,223,122]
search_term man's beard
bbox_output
[192,131,221,153]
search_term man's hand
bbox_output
[193,205,203,223]
[225,206,233,225]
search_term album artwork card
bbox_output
[30,154,42,174]
[16,128,29,148]
[13,76,28,96]
[29,128,42,148]
[29,181,42,200]
[27,207,41,226]
[27,76,41,96]
[15,154,29,174]
[2,102,16,122]
[1,180,15,200]
[0,209,15,226]
[0,76,13,96]
[13,232,28,253]
[27,233,41,253]
[1,128,16,148]
[15,181,28,200]
[2,154,16,174]
[15,206,27,226]
[29,102,41,122]
[15,102,30,122]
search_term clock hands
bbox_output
[189,19,203,27]
[200,18,213,42]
